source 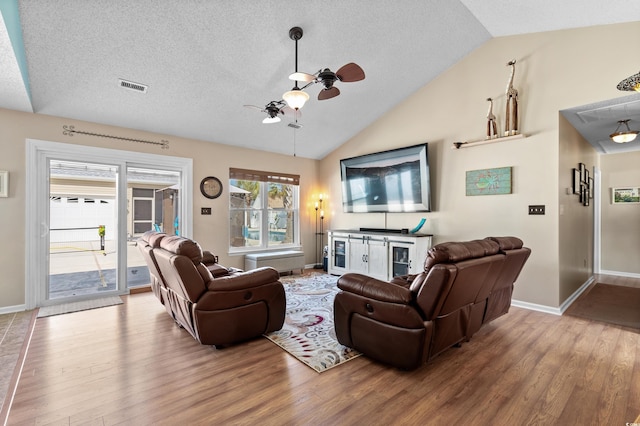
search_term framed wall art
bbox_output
[465,166,512,196]
[571,163,592,207]
[612,187,640,204]
[572,168,581,194]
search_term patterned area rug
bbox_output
[37,296,123,318]
[264,273,361,373]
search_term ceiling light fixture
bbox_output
[609,119,638,143]
[262,116,281,124]
[616,71,640,92]
[283,27,310,110]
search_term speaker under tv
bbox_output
[359,227,410,234]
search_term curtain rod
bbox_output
[63,125,169,149]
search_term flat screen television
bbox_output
[340,143,431,213]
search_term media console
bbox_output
[328,229,432,281]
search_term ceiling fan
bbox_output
[286,27,366,102]
[243,100,300,124]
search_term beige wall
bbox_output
[0,108,319,310]
[320,22,640,308]
[558,114,597,303]
[600,151,640,275]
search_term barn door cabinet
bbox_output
[328,230,432,281]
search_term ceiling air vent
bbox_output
[118,79,148,93]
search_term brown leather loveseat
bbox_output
[138,231,286,347]
[333,236,530,369]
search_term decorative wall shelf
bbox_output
[452,133,526,149]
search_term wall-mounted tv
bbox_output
[340,143,431,213]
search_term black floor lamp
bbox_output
[314,195,324,269]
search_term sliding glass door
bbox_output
[126,167,181,290]
[48,160,119,300]
[25,140,193,309]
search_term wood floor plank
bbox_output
[6,279,640,425]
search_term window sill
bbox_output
[228,246,303,256]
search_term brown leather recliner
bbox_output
[334,236,530,370]
[141,233,286,347]
[137,231,232,317]
[482,236,531,324]
[138,231,172,315]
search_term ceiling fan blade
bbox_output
[318,86,340,101]
[336,62,365,82]
[289,72,316,82]
[243,104,264,112]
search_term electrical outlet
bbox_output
[528,205,545,215]
[201,207,212,215]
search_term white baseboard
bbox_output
[511,300,562,316]
[557,276,594,314]
[599,270,640,279]
[512,275,595,316]
[0,304,27,315]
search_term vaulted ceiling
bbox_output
[2,1,640,159]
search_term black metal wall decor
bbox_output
[572,163,592,206]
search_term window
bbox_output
[229,168,300,252]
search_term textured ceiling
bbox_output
[562,94,640,154]
[1,0,640,159]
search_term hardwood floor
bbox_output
[4,278,640,425]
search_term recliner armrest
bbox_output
[337,273,413,304]
[206,267,280,291]
[202,250,218,265]
[208,263,231,278]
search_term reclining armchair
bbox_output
[138,231,172,316]
[139,232,286,347]
[138,231,233,315]
[334,236,530,370]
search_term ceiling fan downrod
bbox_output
[289,27,303,74]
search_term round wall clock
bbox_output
[200,176,223,199]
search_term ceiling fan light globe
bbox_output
[262,116,281,124]
[283,88,309,110]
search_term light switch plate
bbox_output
[528,205,545,215]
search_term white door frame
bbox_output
[593,166,601,273]
[25,139,193,309]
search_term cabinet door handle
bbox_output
[409,259,412,270]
